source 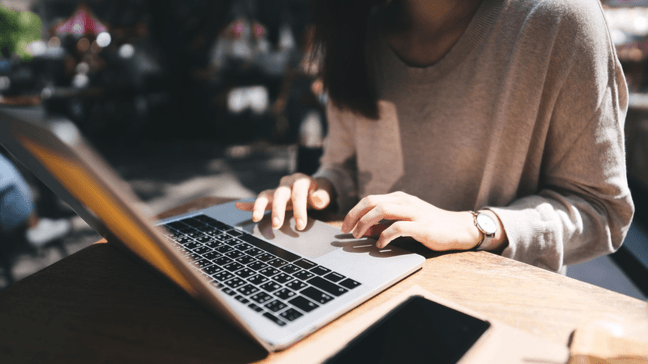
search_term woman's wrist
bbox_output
[461,210,508,252]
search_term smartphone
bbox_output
[324,295,491,364]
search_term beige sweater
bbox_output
[313,0,634,272]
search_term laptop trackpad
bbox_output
[240,214,340,260]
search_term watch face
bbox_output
[476,214,497,235]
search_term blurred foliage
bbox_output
[0,5,42,61]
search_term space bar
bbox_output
[239,234,301,262]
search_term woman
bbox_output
[237,0,634,273]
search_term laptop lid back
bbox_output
[0,108,270,350]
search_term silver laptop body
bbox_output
[0,108,425,351]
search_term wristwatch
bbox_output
[469,210,497,250]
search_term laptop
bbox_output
[0,107,425,351]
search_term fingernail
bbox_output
[296,218,305,230]
[272,217,280,229]
[252,212,261,222]
[312,194,322,205]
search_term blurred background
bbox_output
[0,0,646,300]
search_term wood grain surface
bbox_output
[0,197,646,363]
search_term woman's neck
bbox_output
[382,0,483,67]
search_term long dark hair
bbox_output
[311,0,382,119]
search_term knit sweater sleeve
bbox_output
[487,1,634,272]
[312,102,359,214]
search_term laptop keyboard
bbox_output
[161,215,361,327]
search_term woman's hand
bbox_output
[342,191,490,251]
[235,173,334,231]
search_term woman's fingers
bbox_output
[342,194,405,233]
[308,180,331,210]
[252,190,273,222]
[352,203,411,238]
[364,223,387,238]
[291,176,313,230]
[375,221,414,249]
[272,183,293,229]
[236,174,333,230]
[234,201,254,211]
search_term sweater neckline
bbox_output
[377,0,505,83]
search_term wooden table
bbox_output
[0,197,646,363]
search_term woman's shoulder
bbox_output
[500,0,613,53]
[506,0,609,31]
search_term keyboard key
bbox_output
[213,256,232,266]
[256,253,276,262]
[293,259,317,270]
[259,281,281,292]
[307,276,348,297]
[264,300,288,313]
[202,251,220,260]
[234,295,250,304]
[195,235,214,243]
[259,267,281,277]
[191,259,212,268]
[197,216,228,229]
[222,287,236,296]
[210,281,223,289]
[165,221,189,230]
[184,242,201,250]
[215,245,234,253]
[273,273,294,284]
[248,274,269,285]
[197,227,220,235]
[204,241,222,249]
[237,284,259,296]
[274,288,296,300]
[188,252,203,260]
[250,292,273,304]
[235,268,255,279]
[280,264,300,274]
[310,266,331,276]
[293,270,315,281]
[247,261,267,271]
[262,312,286,326]
[203,265,221,275]
[323,272,345,283]
[224,250,245,259]
[239,234,301,262]
[224,277,247,289]
[267,258,288,268]
[285,280,307,291]
[302,287,334,304]
[235,255,256,265]
[248,303,263,312]
[340,278,361,289]
[244,247,264,256]
[212,271,234,282]
[280,308,303,322]
[223,262,245,272]
[193,246,211,255]
[182,217,206,228]
[289,296,319,312]
[223,237,240,245]
[233,242,254,252]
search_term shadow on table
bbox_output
[0,243,268,364]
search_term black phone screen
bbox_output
[325,295,490,364]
